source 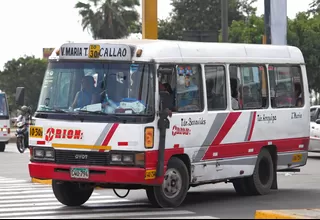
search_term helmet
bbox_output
[21,106,29,115]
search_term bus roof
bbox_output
[50,39,305,64]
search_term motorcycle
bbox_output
[15,108,31,153]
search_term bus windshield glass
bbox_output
[37,61,155,116]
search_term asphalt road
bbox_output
[1,143,320,219]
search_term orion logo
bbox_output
[45,128,83,142]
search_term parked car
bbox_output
[309,105,320,152]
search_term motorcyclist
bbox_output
[15,105,31,148]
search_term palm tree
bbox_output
[309,0,320,14]
[75,0,140,39]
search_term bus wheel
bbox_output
[232,178,251,196]
[147,157,189,208]
[247,148,274,195]
[0,143,5,152]
[52,180,93,206]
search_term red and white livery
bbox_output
[17,39,310,208]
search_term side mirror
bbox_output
[15,87,25,106]
[316,119,320,124]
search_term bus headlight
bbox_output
[111,154,122,162]
[33,147,55,161]
[110,152,144,167]
[123,154,134,163]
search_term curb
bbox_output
[31,178,103,190]
[255,210,315,219]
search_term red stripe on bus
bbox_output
[202,112,242,160]
[99,123,119,152]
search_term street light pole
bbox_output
[221,0,228,42]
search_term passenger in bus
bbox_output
[275,82,292,107]
[71,75,99,109]
[159,82,176,111]
[230,78,239,109]
[294,82,303,107]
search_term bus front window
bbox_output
[37,62,155,118]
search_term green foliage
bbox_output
[75,0,140,39]
[288,12,320,92]
[228,14,264,43]
[158,0,257,40]
[0,56,47,115]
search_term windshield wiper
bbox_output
[75,110,106,114]
[75,110,124,121]
[38,106,69,113]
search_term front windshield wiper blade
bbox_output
[75,110,121,119]
[38,107,69,113]
[75,110,106,114]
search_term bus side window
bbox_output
[240,65,268,109]
[175,64,204,112]
[205,65,227,110]
[269,65,304,108]
[230,64,268,110]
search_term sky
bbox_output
[0,0,313,70]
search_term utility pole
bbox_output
[221,0,228,42]
[264,0,271,44]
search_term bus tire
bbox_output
[52,180,93,206]
[146,187,159,207]
[232,178,251,196]
[247,148,274,195]
[0,143,5,152]
[147,157,189,208]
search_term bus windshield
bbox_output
[37,61,155,117]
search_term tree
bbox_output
[308,0,320,14]
[159,0,257,40]
[288,12,320,93]
[228,14,264,43]
[75,0,140,39]
[158,18,183,40]
[0,56,47,114]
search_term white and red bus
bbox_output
[16,40,310,208]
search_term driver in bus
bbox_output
[71,75,99,109]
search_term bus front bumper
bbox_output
[29,162,164,185]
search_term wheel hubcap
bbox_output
[162,168,182,199]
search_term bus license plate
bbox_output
[70,168,89,179]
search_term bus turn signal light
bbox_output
[144,127,154,149]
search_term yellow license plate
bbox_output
[88,45,100,58]
[292,153,303,163]
[29,126,43,138]
[145,170,156,180]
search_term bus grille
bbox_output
[55,150,109,166]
